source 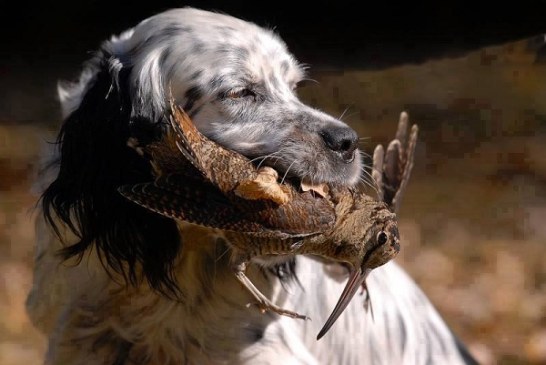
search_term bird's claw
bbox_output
[248,301,308,320]
[233,258,308,320]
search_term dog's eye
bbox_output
[226,88,255,99]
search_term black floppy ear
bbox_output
[41,50,181,296]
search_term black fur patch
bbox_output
[189,70,203,82]
[267,258,301,289]
[183,86,203,112]
[41,50,181,297]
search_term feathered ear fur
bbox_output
[41,49,182,296]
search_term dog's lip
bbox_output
[246,146,361,187]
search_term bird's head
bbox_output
[317,198,400,339]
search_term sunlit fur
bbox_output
[27,7,477,364]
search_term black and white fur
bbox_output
[27,7,477,364]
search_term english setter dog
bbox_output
[27,7,477,365]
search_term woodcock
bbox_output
[119,102,417,339]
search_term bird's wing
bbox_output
[118,175,314,240]
[168,107,206,176]
[247,191,336,234]
[146,132,205,179]
[372,111,419,213]
[169,103,257,187]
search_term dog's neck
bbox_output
[33,214,297,364]
[101,223,289,364]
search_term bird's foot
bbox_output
[247,299,308,320]
[233,260,307,320]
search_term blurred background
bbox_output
[2,1,546,364]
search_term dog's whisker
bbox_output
[250,154,268,163]
[361,180,378,194]
[280,160,297,185]
[364,178,379,195]
[358,150,371,159]
[272,151,288,166]
[256,154,278,170]
[362,172,374,183]
[359,174,379,194]
[358,150,372,159]
[358,165,379,193]
[251,150,283,169]
[360,175,373,185]
[360,162,373,173]
[339,107,351,121]
[359,171,375,186]
[340,111,359,121]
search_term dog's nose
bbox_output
[320,125,359,162]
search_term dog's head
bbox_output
[45,7,363,294]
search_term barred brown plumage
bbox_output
[119,103,403,337]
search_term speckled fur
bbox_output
[28,7,476,365]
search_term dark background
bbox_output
[5,1,546,68]
[4,1,546,124]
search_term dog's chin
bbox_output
[259,150,363,188]
[307,152,363,187]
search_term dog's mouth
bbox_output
[200,117,362,188]
[253,128,362,188]
[246,146,362,189]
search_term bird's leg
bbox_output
[231,255,308,320]
[372,111,419,213]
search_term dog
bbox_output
[27,7,477,364]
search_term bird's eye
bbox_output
[377,231,388,245]
[226,88,255,99]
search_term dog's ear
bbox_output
[41,50,182,296]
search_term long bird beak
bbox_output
[316,267,371,340]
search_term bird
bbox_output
[25,6,478,362]
[119,102,403,338]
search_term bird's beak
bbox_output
[316,267,371,340]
